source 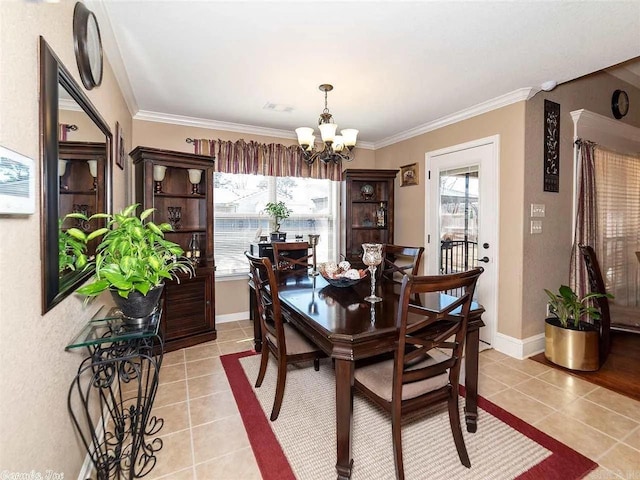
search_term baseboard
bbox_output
[217,311,251,324]
[492,332,545,360]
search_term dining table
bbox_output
[249,271,485,480]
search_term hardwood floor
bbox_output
[531,330,640,401]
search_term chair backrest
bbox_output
[578,244,611,361]
[272,242,311,272]
[380,244,424,283]
[245,252,286,353]
[394,267,483,396]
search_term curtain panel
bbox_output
[192,138,342,181]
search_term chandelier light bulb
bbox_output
[341,129,359,147]
[318,122,337,143]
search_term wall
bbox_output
[522,71,640,338]
[374,104,527,338]
[0,1,130,475]
[132,119,376,317]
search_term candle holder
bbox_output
[308,234,320,276]
[188,169,203,195]
[362,243,383,303]
[58,159,68,191]
[153,165,167,193]
[87,160,98,191]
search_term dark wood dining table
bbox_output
[250,271,485,480]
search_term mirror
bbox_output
[40,37,112,313]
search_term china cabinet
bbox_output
[131,146,216,351]
[342,169,398,267]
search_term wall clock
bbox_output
[73,2,103,90]
[611,89,629,119]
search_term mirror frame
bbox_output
[40,36,112,314]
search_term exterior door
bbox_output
[425,136,499,346]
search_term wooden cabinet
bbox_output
[131,146,216,351]
[342,169,398,267]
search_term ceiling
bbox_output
[95,1,640,149]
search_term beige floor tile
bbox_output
[188,371,231,399]
[561,398,639,439]
[480,361,533,386]
[154,380,188,408]
[598,443,640,478]
[192,415,251,463]
[585,388,640,420]
[514,377,579,409]
[488,388,555,424]
[537,369,599,397]
[241,326,257,339]
[583,466,624,479]
[500,357,551,377]
[477,373,509,398]
[154,468,195,480]
[185,344,221,363]
[623,426,640,450]
[217,328,253,343]
[146,429,193,479]
[216,321,243,331]
[534,411,617,460]
[195,446,262,480]
[186,357,224,378]
[162,349,186,366]
[190,390,239,426]
[218,338,254,355]
[479,348,510,362]
[152,401,190,436]
[237,319,253,329]
[158,363,187,385]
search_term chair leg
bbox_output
[314,356,320,371]
[270,356,288,421]
[448,394,471,468]
[255,347,269,388]
[391,405,405,480]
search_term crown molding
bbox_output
[59,98,83,112]
[133,110,376,150]
[374,88,536,149]
[571,109,640,153]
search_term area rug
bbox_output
[221,351,597,480]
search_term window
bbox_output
[214,173,339,275]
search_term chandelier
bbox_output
[295,84,359,165]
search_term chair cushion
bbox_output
[266,323,319,355]
[609,303,640,331]
[354,349,450,402]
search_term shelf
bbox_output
[61,190,96,195]
[352,200,388,204]
[351,226,388,230]
[154,193,206,199]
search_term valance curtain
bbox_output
[192,138,343,181]
[570,140,598,299]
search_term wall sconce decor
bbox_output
[167,206,182,230]
[543,99,560,193]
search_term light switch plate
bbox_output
[531,220,543,234]
[531,204,545,217]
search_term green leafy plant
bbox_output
[58,218,88,274]
[544,285,612,329]
[263,201,292,232]
[72,203,193,300]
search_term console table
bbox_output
[66,306,165,479]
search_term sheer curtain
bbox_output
[594,147,640,307]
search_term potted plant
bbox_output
[543,285,611,371]
[263,201,292,241]
[59,218,88,275]
[71,204,193,322]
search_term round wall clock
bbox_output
[73,2,103,90]
[611,89,629,119]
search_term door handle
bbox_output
[477,256,490,263]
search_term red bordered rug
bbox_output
[222,351,597,480]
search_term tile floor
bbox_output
[141,320,639,480]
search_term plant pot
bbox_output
[544,317,599,371]
[111,284,164,325]
[271,232,287,241]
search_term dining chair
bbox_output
[245,252,323,421]
[379,244,425,283]
[272,241,312,273]
[579,245,640,360]
[354,267,484,479]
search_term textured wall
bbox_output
[0,1,129,474]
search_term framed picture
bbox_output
[115,121,125,170]
[0,145,35,214]
[400,162,418,187]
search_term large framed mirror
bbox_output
[40,36,112,314]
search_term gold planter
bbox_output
[544,318,599,371]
